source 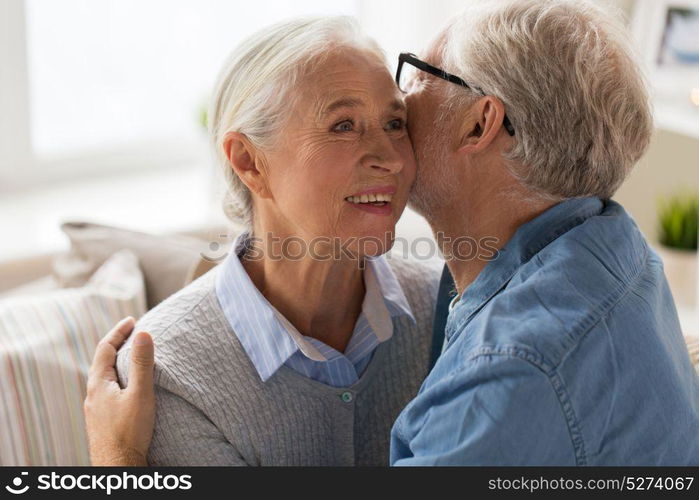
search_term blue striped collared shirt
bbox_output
[215,232,415,388]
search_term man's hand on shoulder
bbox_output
[83,317,156,466]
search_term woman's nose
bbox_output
[361,131,404,174]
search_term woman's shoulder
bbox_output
[385,255,441,292]
[131,269,220,341]
[115,269,228,386]
[378,256,441,377]
[384,254,442,317]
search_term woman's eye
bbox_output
[332,120,354,132]
[386,118,406,131]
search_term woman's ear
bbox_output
[222,131,272,199]
[456,96,507,155]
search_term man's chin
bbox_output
[407,191,437,221]
[406,197,426,217]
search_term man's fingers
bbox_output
[89,341,119,383]
[89,317,134,380]
[103,317,136,351]
[127,331,155,397]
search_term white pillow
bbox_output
[0,250,146,465]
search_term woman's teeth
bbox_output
[345,193,393,205]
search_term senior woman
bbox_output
[100,16,439,466]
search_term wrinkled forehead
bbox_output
[296,53,406,119]
[314,95,407,119]
[303,47,389,89]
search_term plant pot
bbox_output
[657,245,698,310]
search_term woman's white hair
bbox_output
[208,16,385,226]
[440,0,653,200]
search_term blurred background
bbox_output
[0,0,697,316]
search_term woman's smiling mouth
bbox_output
[344,187,396,215]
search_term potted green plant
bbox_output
[657,193,699,309]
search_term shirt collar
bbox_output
[448,293,460,313]
[215,231,415,382]
[446,196,604,340]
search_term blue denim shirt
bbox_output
[391,197,699,465]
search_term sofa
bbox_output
[0,221,236,465]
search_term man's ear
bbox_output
[456,96,507,155]
[222,131,272,199]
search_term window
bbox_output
[1,0,358,187]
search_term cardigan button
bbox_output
[340,391,353,403]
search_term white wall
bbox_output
[358,0,465,70]
[0,0,31,185]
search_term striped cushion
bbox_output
[0,250,146,465]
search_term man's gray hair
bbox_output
[440,0,653,200]
[208,16,385,226]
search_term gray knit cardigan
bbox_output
[116,257,440,466]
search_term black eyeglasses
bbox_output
[396,52,515,136]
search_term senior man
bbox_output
[86,0,699,465]
[389,0,698,465]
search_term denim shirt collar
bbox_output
[445,196,604,343]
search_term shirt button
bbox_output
[340,392,353,403]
